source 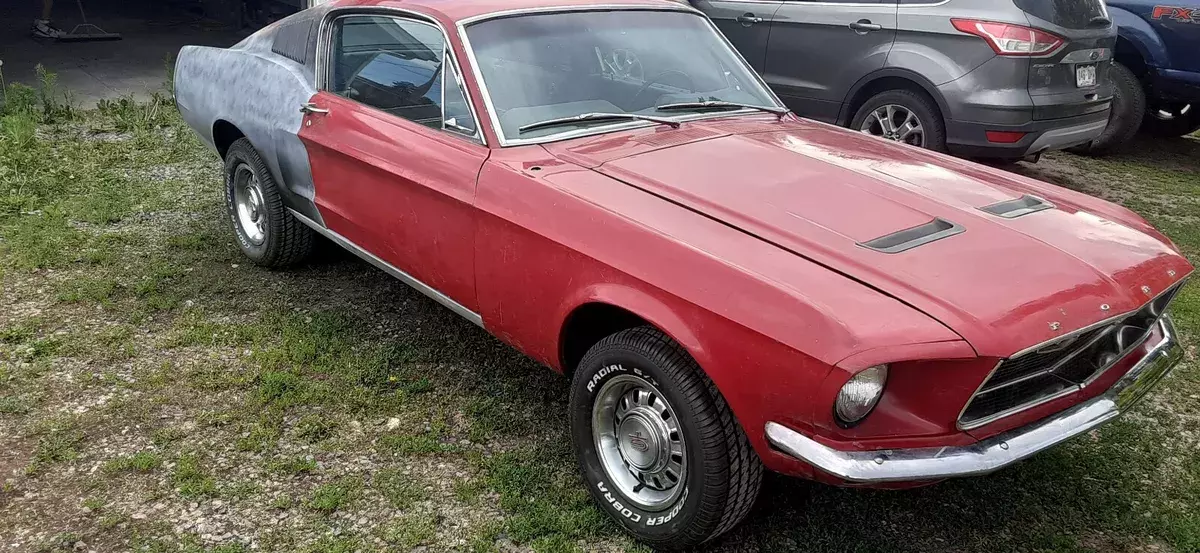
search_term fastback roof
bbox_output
[334,0,687,25]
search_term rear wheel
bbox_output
[1067,62,1145,156]
[850,89,947,152]
[223,138,315,268]
[569,327,761,550]
[1141,103,1200,138]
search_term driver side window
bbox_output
[329,15,476,137]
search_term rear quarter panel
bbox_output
[174,35,322,222]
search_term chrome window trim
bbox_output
[956,279,1189,431]
[455,5,788,147]
[288,209,484,327]
[315,8,487,145]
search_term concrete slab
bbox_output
[0,0,249,106]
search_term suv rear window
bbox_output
[1012,0,1109,29]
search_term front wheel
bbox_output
[569,327,762,550]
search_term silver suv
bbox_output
[692,0,1117,160]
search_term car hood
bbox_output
[541,117,1192,356]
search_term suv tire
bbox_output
[1068,62,1145,156]
[1140,107,1200,138]
[568,327,762,550]
[223,138,315,268]
[850,89,947,152]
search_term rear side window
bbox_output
[271,15,317,65]
[1012,0,1109,29]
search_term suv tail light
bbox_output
[951,19,1064,57]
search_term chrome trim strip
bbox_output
[766,316,1182,484]
[287,209,484,327]
[455,5,787,148]
[314,7,488,145]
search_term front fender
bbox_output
[1111,5,1171,68]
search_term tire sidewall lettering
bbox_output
[586,363,659,395]
[224,151,267,257]
[582,360,691,531]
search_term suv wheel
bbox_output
[569,327,762,550]
[1068,62,1145,156]
[851,89,947,152]
[223,138,315,268]
[1141,102,1200,138]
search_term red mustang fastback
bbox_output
[174,0,1193,547]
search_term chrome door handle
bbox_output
[300,102,330,115]
[849,20,883,32]
[737,13,764,26]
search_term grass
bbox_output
[265,456,318,476]
[0,77,1197,552]
[306,478,359,514]
[374,468,429,510]
[103,451,164,474]
[173,454,217,499]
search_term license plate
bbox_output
[1076,64,1097,88]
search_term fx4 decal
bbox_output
[1152,5,1200,23]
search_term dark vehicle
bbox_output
[692,0,1118,160]
[1071,0,1200,153]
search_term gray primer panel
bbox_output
[174,12,327,225]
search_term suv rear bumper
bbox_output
[945,108,1109,158]
[765,315,1181,484]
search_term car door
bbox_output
[764,0,898,122]
[299,13,488,312]
[692,0,783,73]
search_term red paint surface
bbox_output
[299,0,1194,482]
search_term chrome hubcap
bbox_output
[593,374,685,511]
[233,163,267,246]
[860,104,925,147]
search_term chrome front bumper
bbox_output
[765,316,1183,484]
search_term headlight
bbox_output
[834,364,888,426]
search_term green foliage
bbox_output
[31,419,86,471]
[375,468,429,509]
[266,456,317,476]
[34,65,75,122]
[306,478,359,514]
[379,513,437,549]
[172,454,216,498]
[103,451,163,474]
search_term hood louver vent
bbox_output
[980,195,1055,219]
[859,217,965,254]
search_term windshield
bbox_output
[462,9,781,143]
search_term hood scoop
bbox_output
[979,194,1055,219]
[858,217,965,254]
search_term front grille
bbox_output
[959,284,1183,429]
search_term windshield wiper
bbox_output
[517,112,681,134]
[656,101,789,117]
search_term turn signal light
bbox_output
[951,19,1064,57]
[985,131,1028,144]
